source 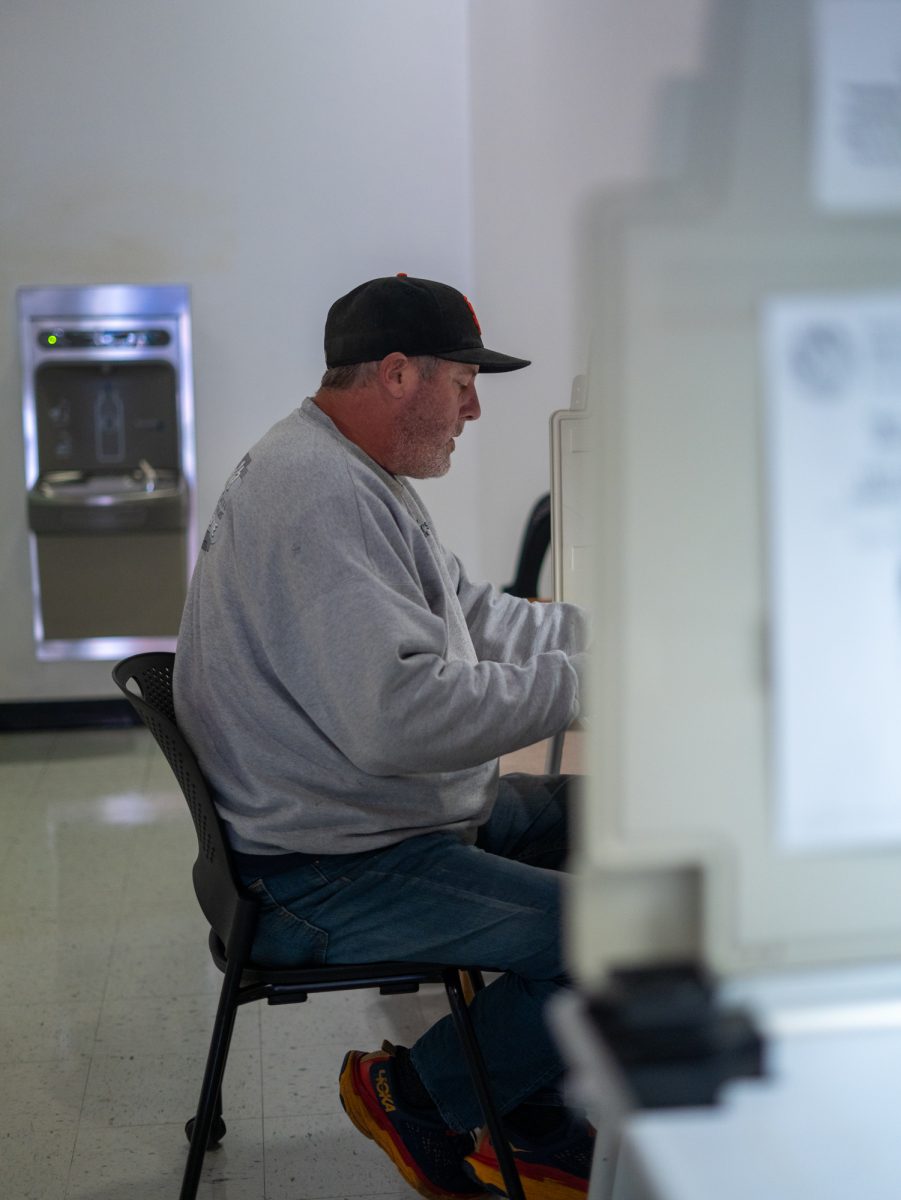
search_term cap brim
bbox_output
[437,348,531,373]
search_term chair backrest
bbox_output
[112,652,257,960]
[503,492,551,598]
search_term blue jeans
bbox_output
[240,773,571,1131]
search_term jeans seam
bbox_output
[347,865,556,918]
[248,878,330,958]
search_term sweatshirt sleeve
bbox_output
[245,472,584,777]
[448,548,590,664]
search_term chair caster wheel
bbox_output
[185,1114,226,1148]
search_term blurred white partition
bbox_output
[563,0,901,986]
[550,375,593,612]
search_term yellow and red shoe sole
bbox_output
[464,1137,587,1200]
[339,1050,479,1200]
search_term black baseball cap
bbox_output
[324,274,530,374]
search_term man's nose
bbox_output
[463,386,481,421]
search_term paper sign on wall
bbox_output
[813,0,901,212]
[764,291,901,850]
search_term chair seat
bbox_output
[210,930,446,983]
[208,930,481,1002]
[242,959,449,986]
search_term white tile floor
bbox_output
[0,724,581,1200]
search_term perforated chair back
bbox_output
[111,652,257,959]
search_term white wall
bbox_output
[468,0,709,590]
[0,0,709,702]
[0,0,474,701]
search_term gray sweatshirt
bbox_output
[173,397,588,856]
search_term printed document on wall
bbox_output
[764,292,901,851]
[813,0,901,212]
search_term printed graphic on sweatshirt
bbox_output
[201,453,251,551]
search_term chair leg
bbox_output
[192,1087,226,1147]
[443,968,526,1200]
[460,967,485,1005]
[179,961,243,1200]
[545,729,565,774]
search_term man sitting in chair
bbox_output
[173,274,592,1200]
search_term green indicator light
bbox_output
[47,334,57,345]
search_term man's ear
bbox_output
[378,352,413,400]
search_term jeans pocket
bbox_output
[246,878,330,966]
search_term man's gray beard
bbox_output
[393,447,451,479]
[388,427,452,479]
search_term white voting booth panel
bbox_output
[552,3,901,1197]
[563,0,901,987]
[551,375,593,614]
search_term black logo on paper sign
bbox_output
[790,322,857,400]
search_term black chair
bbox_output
[503,493,551,599]
[112,652,524,1200]
[501,494,567,773]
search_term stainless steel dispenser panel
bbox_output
[17,284,196,662]
[27,470,188,534]
[34,361,180,473]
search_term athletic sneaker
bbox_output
[339,1042,484,1200]
[463,1117,595,1200]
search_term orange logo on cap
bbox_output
[463,295,481,334]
